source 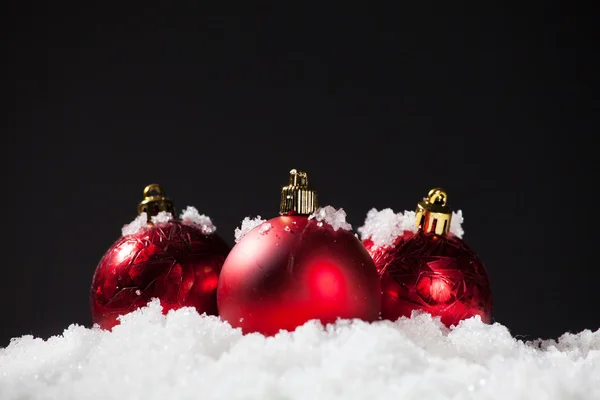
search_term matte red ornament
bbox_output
[90,184,230,330]
[363,189,492,327]
[217,170,381,336]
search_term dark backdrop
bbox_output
[3,5,597,346]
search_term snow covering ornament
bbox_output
[360,188,492,328]
[217,169,381,336]
[90,184,230,330]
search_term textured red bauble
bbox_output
[90,185,230,330]
[217,170,381,336]
[363,189,492,327]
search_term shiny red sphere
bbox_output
[91,220,230,330]
[217,216,381,335]
[364,231,492,327]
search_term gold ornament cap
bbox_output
[415,188,452,235]
[137,184,175,217]
[280,169,318,215]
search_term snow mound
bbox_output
[309,206,352,231]
[358,208,465,248]
[234,216,267,243]
[1,301,598,400]
[180,206,216,235]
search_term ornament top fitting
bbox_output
[415,188,452,235]
[279,169,318,215]
[137,184,175,218]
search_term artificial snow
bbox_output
[357,209,416,248]
[121,207,217,236]
[180,206,217,235]
[358,208,465,248]
[150,211,174,224]
[1,301,598,400]
[234,216,267,243]
[259,222,273,235]
[121,211,173,237]
[309,206,352,231]
[450,209,465,238]
[121,212,148,236]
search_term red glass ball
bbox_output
[364,231,492,327]
[217,216,381,335]
[91,220,230,330]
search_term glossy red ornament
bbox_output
[363,189,492,327]
[90,185,230,330]
[217,170,381,336]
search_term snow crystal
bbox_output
[259,223,272,234]
[121,212,148,236]
[284,226,291,232]
[234,216,267,243]
[450,209,464,238]
[150,211,173,224]
[309,206,352,231]
[180,206,216,235]
[358,208,465,248]
[1,301,598,400]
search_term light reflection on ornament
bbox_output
[113,240,137,265]
[310,262,345,299]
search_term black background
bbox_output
[3,5,597,346]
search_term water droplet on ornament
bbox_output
[135,290,141,295]
[317,222,323,227]
[239,318,244,322]
[284,226,290,232]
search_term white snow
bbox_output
[180,206,217,235]
[450,209,464,238]
[1,300,598,400]
[121,207,218,237]
[234,216,267,243]
[121,212,148,236]
[357,209,417,248]
[358,208,465,248]
[150,211,173,224]
[258,223,272,235]
[309,206,352,231]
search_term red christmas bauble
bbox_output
[362,188,492,327]
[217,215,381,335]
[90,185,230,330]
[91,220,230,329]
